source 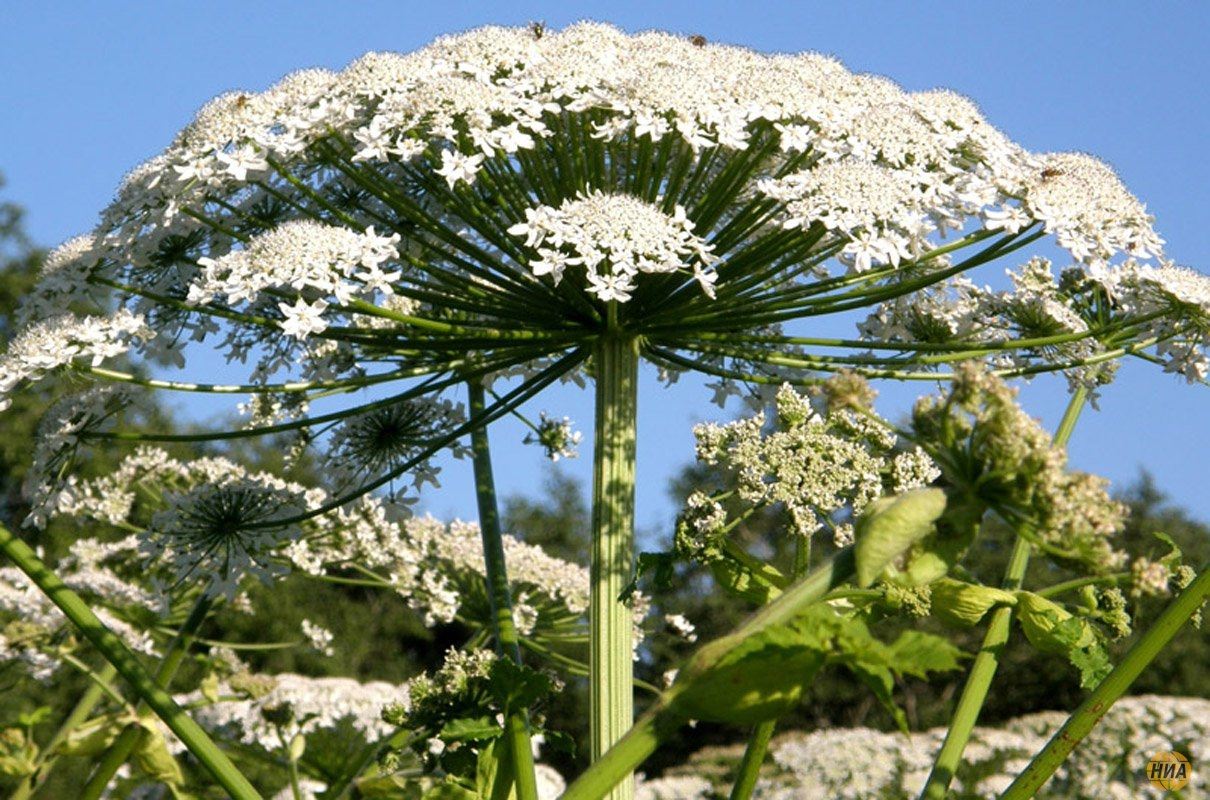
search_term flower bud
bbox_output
[1015,591,1095,655]
[930,578,1016,627]
[854,488,947,587]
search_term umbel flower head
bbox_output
[5,23,1203,456]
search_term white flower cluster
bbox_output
[1026,154,1163,267]
[691,383,938,542]
[324,397,465,490]
[187,221,402,339]
[729,695,1210,800]
[860,254,1210,388]
[300,619,335,656]
[5,22,1186,437]
[143,468,325,599]
[634,774,714,800]
[31,447,325,599]
[22,386,133,527]
[507,192,717,302]
[183,673,405,748]
[0,310,147,411]
[294,510,592,624]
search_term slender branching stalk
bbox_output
[999,565,1209,799]
[467,380,539,800]
[919,386,1090,800]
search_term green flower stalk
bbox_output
[918,385,1089,800]
[467,381,539,800]
[589,328,639,799]
[3,22,1205,793]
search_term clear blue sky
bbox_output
[2,2,1208,535]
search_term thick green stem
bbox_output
[999,566,1209,799]
[468,381,538,800]
[7,663,119,800]
[79,595,215,800]
[589,329,640,800]
[0,524,261,800]
[563,548,858,800]
[919,386,1088,800]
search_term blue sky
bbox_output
[1,2,1208,535]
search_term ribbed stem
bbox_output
[467,381,538,800]
[999,566,1210,799]
[919,386,1089,800]
[564,548,858,800]
[589,330,639,800]
[0,524,261,800]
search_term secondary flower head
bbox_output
[507,191,718,301]
[144,475,318,598]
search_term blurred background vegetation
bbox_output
[1,173,1206,792]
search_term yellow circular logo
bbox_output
[1146,751,1191,791]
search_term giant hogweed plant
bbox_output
[0,22,1208,800]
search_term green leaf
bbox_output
[1153,531,1183,569]
[356,774,433,798]
[709,557,781,605]
[476,738,518,800]
[56,713,127,757]
[669,607,833,724]
[440,716,504,744]
[621,551,677,601]
[1016,591,1109,688]
[422,778,481,800]
[488,658,552,713]
[848,661,908,734]
[16,706,52,729]
[132,721,186,787]
[885,630,966,679]
[1052,616,1112,689]
[854,489,948,587]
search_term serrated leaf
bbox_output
[709,557,781,604]
[854,489,948,587]
[488,658,552,713]
[885,630,966,679]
